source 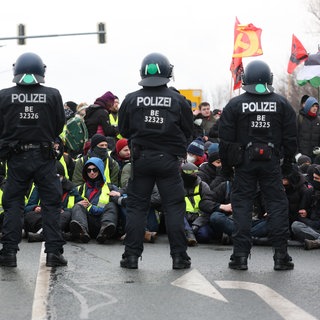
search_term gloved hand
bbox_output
[110,195,127,207]
[281,159,293,176]
[313,147,320,155]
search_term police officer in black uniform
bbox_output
[219,60,297,271]
[0,52,67,267]
[118,52,194,269]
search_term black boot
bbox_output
[70,220,90,243]
[186,230,197,247]
[46,252,68,267]
[228,254,248,270]
[172,252,191,269]
[0,249,17,267]
[120,253,139,269]
[273,249,294,271]
[96,223,116,244]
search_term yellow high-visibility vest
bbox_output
[109,113,123,140]
[78,183,110,211]
[185,184,201,213]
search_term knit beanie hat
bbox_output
[297,155,311,166]
[207,143,220,163]
[90,134,108,149]
[65,101,77,113]
[204,141,213,152]
[187,138,205,156]
[94,91,116,109]
[304,96,319,114]
[116,138,128,154]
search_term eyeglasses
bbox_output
[86,167,98,173]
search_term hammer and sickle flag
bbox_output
[232,17,263,58]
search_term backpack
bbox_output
[65,116,88,152]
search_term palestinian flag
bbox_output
[297,52,320,87]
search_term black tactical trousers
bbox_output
[124,149,187,257]
[1,150,65,253]
[231,152,290,256]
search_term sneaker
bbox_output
[70,220,90,243]
[120,253,139,269]
[0,249,17,267]
[96,223,116,244]
[46,252,68,267]
[304,238,320,250]
[228,254,248,270]
[172,252,191,269]
[273,250,294,271]
[144,231,157,243]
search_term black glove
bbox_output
[281,159,293,176]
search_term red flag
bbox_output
[230,57,243,90]
[287,34,308,74]
[232,17,263,58]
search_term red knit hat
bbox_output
[116,138,128,154]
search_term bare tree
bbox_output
[309,0,320,26]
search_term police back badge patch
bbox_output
[143,108,165,130]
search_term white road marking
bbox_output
[216,280,318,320]
[31,242,50,320]
[63,284,118,319]
[171,269,228,302]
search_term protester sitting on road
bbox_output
[109,161,161,243]
[282,165,312,238]
[53,137,75,180]
[291,164,320,250]
[69,157,119,244]
[197,142,225,191]
[72,134,119,186]
[110,138,131,188]
[296,154,312,176]
[180,162,214,246]
[186,137,207,167]
[24,162,82,242]
[209,180,268,245]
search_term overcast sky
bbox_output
[0,0,317,107]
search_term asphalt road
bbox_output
[0,235,319,320]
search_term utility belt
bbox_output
[17,143,41,151]
[11,141,56,159]
[246,142,275,161]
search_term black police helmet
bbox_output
[138,52,173,87]
[242,60,274,95]
[13,52,46,85]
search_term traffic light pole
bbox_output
[0,23,106,45]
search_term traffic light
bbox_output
[18,24,25,45]
[98,23,106,44]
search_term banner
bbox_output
[287,34,308,74]
[230,57,243,90]
[232,17,263,58]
